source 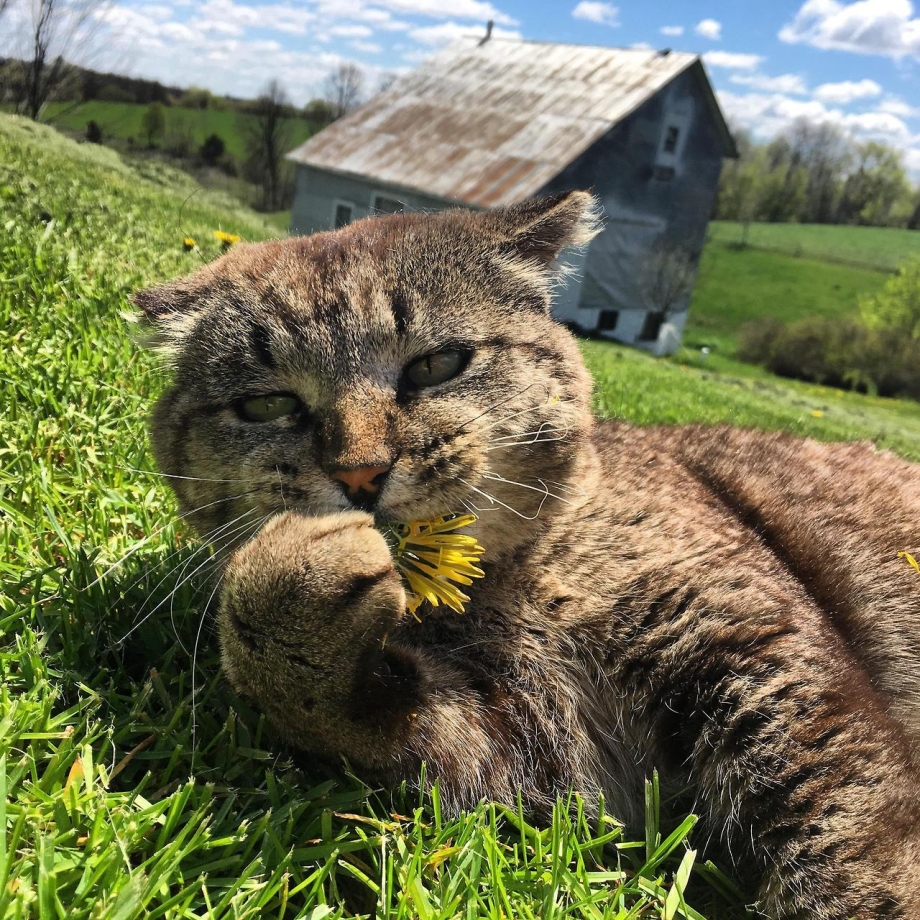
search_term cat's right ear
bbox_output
[129,280,205,355]
[489,190,603,266]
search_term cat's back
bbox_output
[590,420,920,743]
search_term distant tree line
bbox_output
[717,117,920,231]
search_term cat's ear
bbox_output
[489,191,602,265]
[129,279,207,355]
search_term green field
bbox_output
[41,99,316,161]
[708,220,920,272]
[685,242,890,354]
[3,112,920,918]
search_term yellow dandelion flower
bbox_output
[384,513,485,618]
[811,410,824,418]
[183,236,196,251]
[214,230,242,248]
[899,551,920,575]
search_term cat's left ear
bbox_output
[489,190,603,265]
[129,278,207,355]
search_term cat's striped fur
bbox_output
[136,192,920,918]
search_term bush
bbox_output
[85,120,102,144]
[737,315,920,400]
[860,256,920,339]
[199,133,225,165]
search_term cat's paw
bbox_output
[218,511,419,759]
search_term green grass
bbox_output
[4,111,920,918]
[685,242,889,354]
[708,220,920,272]
[40,99,315,161]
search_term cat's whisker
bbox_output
[480,471,574,507]
[118,464,254,485]
[454,382,543,433]
[190,511,272,764]
[114,510,260,646]
[489,423,573,443]
[478,396,578,433]
[458,478,544,521]
[84,489,258,590]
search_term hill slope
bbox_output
[3,113,919,918]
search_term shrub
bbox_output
[737,315,920,400]
[199,133,225,165]
[85,120,102,143]
[860,256,920,339]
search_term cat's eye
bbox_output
[404,349,469,389]
[237,393,302,422]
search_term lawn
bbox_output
[41,99,317,161]
[708,220,920,272]
[3,112,920,918]
[684,242,889,355]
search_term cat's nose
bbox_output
[330,464,392,505]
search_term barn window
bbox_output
[654,102,691,178]
[333,200,354,228]
[597,310,619,332]
[372,193,404,214]
[638,311,665,342]
[663,125,680,154]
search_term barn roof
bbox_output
[286,37,736,208]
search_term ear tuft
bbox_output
[496,191,603,265]
[129,281,205,355]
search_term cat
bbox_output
[135,192,920,919]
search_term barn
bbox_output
[286,37,737,355]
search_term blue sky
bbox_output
[3,0,919,170]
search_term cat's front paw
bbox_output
[218,511,419,761]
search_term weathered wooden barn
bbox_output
[286,37,736,354]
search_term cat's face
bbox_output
[136,192,600,560]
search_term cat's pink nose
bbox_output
[330,464,392,496]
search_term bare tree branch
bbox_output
[637,237,698,317]
[323,63,364,120]
[244,78,296,212]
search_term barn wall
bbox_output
[290,165,452,235]
[538,65,726,354]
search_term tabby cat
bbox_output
[135,192,920,918]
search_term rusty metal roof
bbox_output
[286,38,732,208]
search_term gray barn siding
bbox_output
[539,66,724,350]
[290,166,452,236]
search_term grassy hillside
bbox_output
[3,112,920,918]
[708,220,920,272]
[42,99,316,160]
[685,242,889,354]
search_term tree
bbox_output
[781,118,853,223]
[836,141,909,227]
[199,133,225,165]
[637,236,698,317]
[12,0,106,120]
[303,98,335,129]
[141,101,166,148]
[244,79,295,211]
[860,258,920,340]
[323,63,363,119]
[85,118,102,142]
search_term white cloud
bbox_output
[704,50,764,69]
[631,41,654,49]
[719,88,916,153]
[878,96,920,117]
[408,20,521,45]
[371,0,517,26]
[572,1,620,26]
[329,23,374,38]
[695,18,722,40]
[813,78,883,103]
[660,25,684,36]
[730,72,809,94]
[350,39,382,53]
[779,0,920,58]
